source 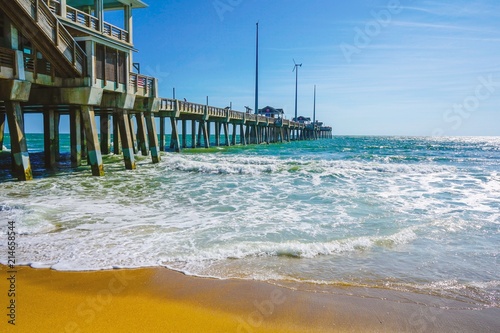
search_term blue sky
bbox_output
[25,0,500,135]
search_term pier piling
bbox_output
[116,110,136,170]
[145,112,160,163]
[5,101,32,181]
[112,114,122,155]
[170,118,181,152]
[191,120,197,148]
[159,116,166,151]
[128,114,138,155]
[70,108,82,167]
[136,113,149,156]
[0,113,5,150]
[100,114,111,155]
[81,106,104,176]
[43,108,57,169]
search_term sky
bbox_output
[24,0,500,135]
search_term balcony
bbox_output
[45,0,130,44]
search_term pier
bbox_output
[0,0,332,181]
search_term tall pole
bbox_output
[293,61,302,121]
[254,22,259,115]
[313,85,317,140]
[294,66,298,121]
[313,85,316,124]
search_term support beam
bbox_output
[223,123,230,146]
[191,120,197,148]
[249,125,256,144]
[43,109,57,169]
[214,122,220,146]
[201,121,209,148]
[128,114,138,154]
[231,124,237,146]
[116,110,136,170]
[136,113,149,156]
[70,108,81,167]
[207,121,211,144]
[159,116,165,151]
[54,113,61,162]
[5,102,32,181]
[240,124,246,145]
[197,121,203,147]
[112,114,121,154]
[181,119,187,148]
[170,118,180,152]
[100,114,111,155]
[124,4,133,42]
[0,113,5,150]
[145,112,160,163]
[245,125,250,144]
[80,120,87,161]
[80,106,104,176]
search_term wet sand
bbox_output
[0,265,498,332]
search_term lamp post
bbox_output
[254,22,259,115]
[313,85,316,140]
[293,60,302,122]
[293,60,302,140]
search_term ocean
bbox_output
[1,135,499,309]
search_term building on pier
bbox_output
[257,106,284,119]
[0,0,159,180]
[293,116,311,124]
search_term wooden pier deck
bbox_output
[0,0,332,181]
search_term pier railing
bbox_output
[129,72,156,97]
[157,97,303,127]
[0,47,16,70]
[44,0,129,43]
[24,51,54,77]
[66,6,99,31]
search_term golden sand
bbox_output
[0,265,498,332]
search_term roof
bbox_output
[258,106,284,114]
[67,0,148,10]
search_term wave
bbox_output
[160,152,458,177]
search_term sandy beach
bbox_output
[0,265,498,332]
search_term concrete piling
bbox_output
[81,106,104,176]
[145,112,160,163]
[5,101,32,181]
[115,110,136,170]
[70,108,82,167]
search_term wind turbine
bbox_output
[293,59,302,122]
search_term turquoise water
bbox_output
[1,135,499,308]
